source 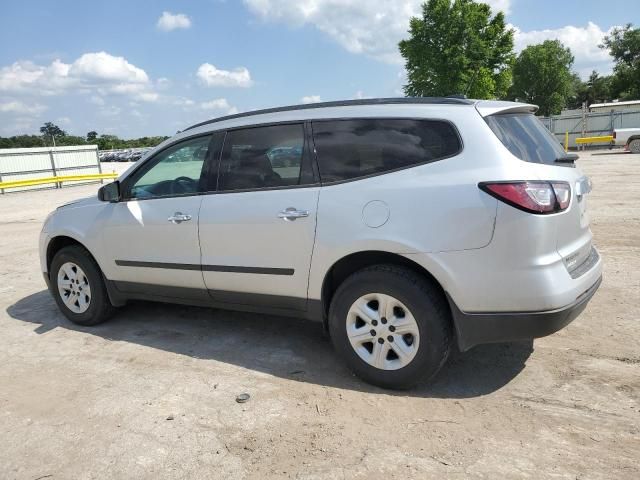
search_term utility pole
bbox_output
[581,101,588,151]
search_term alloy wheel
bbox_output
[57,262,92,314]
[346,293,420,370]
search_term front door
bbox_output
[102,134,216,297]
[199,123,319,310]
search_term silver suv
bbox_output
[40,98,602,388]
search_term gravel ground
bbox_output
[0,152,638,479]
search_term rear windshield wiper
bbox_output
[554,153,578,164]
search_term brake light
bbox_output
[479,181,571,214]
[613,131,616,139]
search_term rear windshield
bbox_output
[485,113,566,164]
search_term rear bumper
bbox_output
[448,275,602,351]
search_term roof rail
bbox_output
[183,97,474,131]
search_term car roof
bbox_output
[128,97,537,173]
[183,97,475,132]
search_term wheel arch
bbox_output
[46,235,88,273]
[319,250,451,328]
[46,235,126,307]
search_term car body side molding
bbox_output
[115,260,294,276]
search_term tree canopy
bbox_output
[39,122,67,140]
[508,40,575,116]
[399,0,514,99]
[0,122,168,150]
[601,24,640,100]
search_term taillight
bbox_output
[613,131,616,139]
[479,181,571,214]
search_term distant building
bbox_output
[589,100,640,113]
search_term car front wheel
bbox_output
[328,264,452,389]
[50,245,115,326]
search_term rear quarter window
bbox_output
[485,113,567,165]
[311,119,461,183]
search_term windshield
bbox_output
[485,113,567,165]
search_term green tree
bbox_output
[399,0,514,99]
[56,135,88,146]
[508,40,574,116]
[39,122,66,138]
[86,131,98,142]
[601,24,640,100]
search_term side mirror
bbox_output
[98,180,121,202]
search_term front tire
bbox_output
[328,265,452,389]
[50,245,115,326]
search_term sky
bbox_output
[0,0,638,138]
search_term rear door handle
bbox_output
[277,207,309,221]
[168,212,192,224]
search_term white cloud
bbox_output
[174,97,195,107]
[200,98,238,114]
[196,63,253,88]
[0,100,47,115]
[243,0,511,64]
[157,11,192,32]
[0,52,156,99]
[70,52,148,84]
[0,118,36,136]
[513,22,616,78]
[99,106,122,117]
[301,95,321,104]
[0,60,76,94]
[157,77,171,90]
[353,90,371,99]
[89,95,105,106]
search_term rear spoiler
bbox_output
[475,100,538,117]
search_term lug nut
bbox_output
[387,336,394,342]
[378,338,384,344]
[370,329,377,337]
[389,325,396,332]
[381,317,387,324]
[371,320,378,326]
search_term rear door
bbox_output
[198,123,320,310]
[484,113,594,271]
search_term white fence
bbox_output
[0,145,102,193]
[541,109,640,148]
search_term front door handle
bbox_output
[277,207,309,221]
[168,212,192,224]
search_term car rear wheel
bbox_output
[629,139,640,154]
[50,245,115,326]
[328,264,452,389]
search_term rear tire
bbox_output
[629,139,640,154]
[50,245,115,326]
[328,264,452,389]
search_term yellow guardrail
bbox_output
[0,172,118,190]
[575,135,614,145]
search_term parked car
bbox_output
[613,128,640,153]
[40,98,602,389]
[99,152,117,162]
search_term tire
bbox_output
[50,245,116,326]
[328,264,452,389]
[629,139,640,154]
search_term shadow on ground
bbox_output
[8,290,533,398]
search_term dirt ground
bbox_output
[0,152,638,479]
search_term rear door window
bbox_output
[311,119,461,183]
[217,123,309,191]
[485,113,567,164]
